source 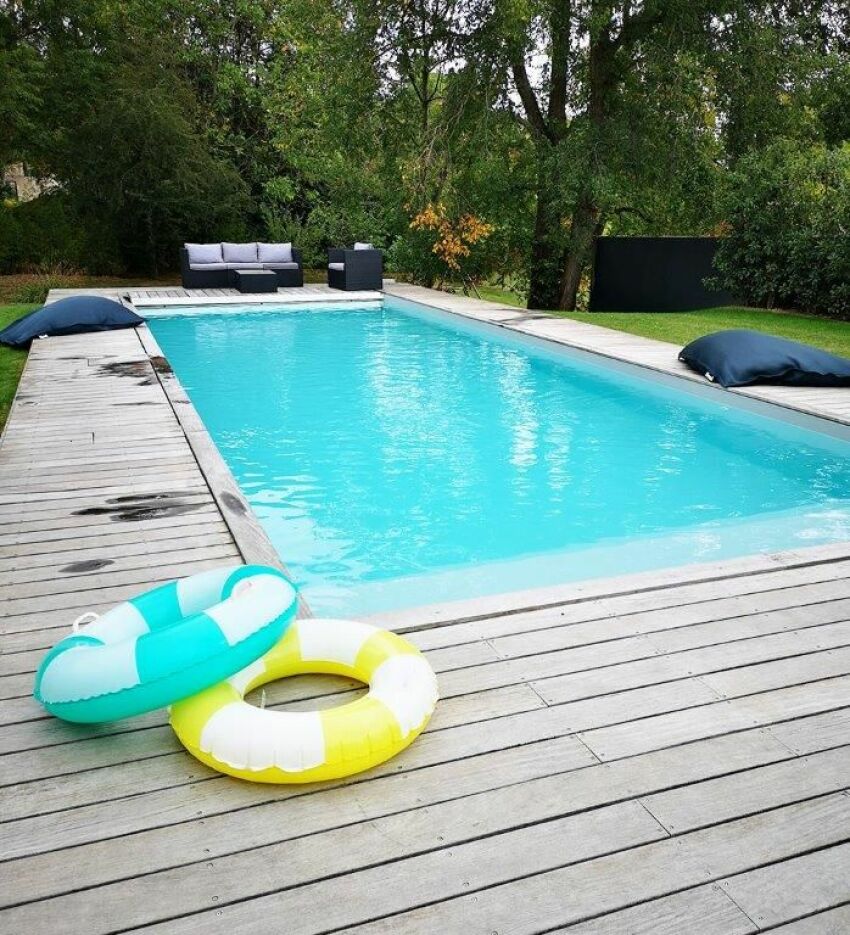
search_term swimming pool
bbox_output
[148,298,850,614]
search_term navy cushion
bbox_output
[679,329,850,388]
[0,296,143,349]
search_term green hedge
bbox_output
[0,194,93,274]
[714,141,850,319]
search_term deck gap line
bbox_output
[413,573,850,652]
[141,816,850,935]
[12,569,850,657]
[394,550,850,632]
[5,686,850,856]
[755,897,850,934]
[423,608,850,677]
[1,543,245,591]
[0,629,791,720]
[4,653,850,761]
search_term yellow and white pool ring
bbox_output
[169,618,439,783]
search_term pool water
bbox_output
[148,300,850,614]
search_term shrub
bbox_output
[713,141,850,319]
[392,203,497,288]
[5,266,88,304]
[0,194,88,274]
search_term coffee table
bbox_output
[232,269,278,293]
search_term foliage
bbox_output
[713,141,850,318]
[407,203,495,284]
[0,0,847,309]
[0,194,86,274]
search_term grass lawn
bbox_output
[0,304,37,430]
[458,282,850,357]
[556,307,850,359]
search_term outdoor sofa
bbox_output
[327,243,383,291]
[181,242,304,289]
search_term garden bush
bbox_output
[713,141,850,319]
[0,194,89,274]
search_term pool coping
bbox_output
[135,323,313,616]
[130,283,850,624]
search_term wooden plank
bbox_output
[0,736,588,901]
[0,509,222,550]
[0,669,795,867]
[0,554,237,613]
[533,621,850,709]
[1,719,805,920]
[718,843,850,930]
[435,619,850,701]
[757,904,850,934]
[0,682,541,769]
[0,542,239,590]
[484,574,850,660]
[0,529,233,570]
[577,674,850,761]
[768,707,850,755]
[0,801,666,933]
[129,795,850,935]
[640,745,850,833]
[372,542,850,635]
[548,886,756,935]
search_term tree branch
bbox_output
[611,4,665,48]
[511,56,556,143]
[547,0,571,125]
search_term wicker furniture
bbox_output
[327,245,383,291]
[233,269,279,294]
[181,242,304,289]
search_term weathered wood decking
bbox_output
[0,286,849,933]
[48,282,384,309]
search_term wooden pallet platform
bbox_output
[0,287,848,933]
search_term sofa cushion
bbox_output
[262,262,299,270]
[354,242,373,250]
[189,262,227,270]
[223,261,263,270]
[222,242,259,264]
[185,242,223,264]
[258,242,293,263]
[0,297,143,349]
[328,262,345,271]
[679,330,850,388]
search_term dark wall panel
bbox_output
[589,237,734,312]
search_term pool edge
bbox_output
[136,323,313,618]
[135,287,850,623]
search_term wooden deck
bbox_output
[1,287,849,933]
[47,283,384,309]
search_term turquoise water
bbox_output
[148,300,850,614]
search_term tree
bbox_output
[464,0,848,310]
[1,0,249,273]
[713,140,850,318]
[465,1,725,308]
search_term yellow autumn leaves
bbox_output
[409,203,494,273]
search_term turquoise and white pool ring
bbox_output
[170,618,439,783]
[33,565,298,723]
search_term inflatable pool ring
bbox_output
[170,618,439,783]
[34,565,298,723]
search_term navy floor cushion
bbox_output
[0,296,143,349]
[679,329,850,388]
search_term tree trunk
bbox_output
[558,196,603,310]
[527,157,564,310]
